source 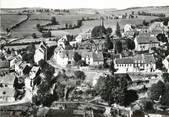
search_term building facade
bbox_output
[114,54,156,73]
[54,49,104,67]
[134,34,159,51]
[34,41,47,65]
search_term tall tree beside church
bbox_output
[73,52,82,63]
[126,39,135,50]
[104,36,113,50]
[115,40,123,53]
[109,60,116,75]
[115,22,122,37]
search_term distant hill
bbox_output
[1,6,169,16]
[111,6,169,16]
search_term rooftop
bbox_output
[115,54,155,64]
[57,49,104,61]
[135,34,159,44]
[0,60,10,69]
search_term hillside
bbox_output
[0,6,168,37]
[111,6,169,16]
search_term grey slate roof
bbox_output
[115,54,155,64]
[57,49,104,62]
[0,60,10,69]
[136,34,159,44]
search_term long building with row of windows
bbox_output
[114,54,156,73]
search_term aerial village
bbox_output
[0,8,169,117]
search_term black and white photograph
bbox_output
[0,0,169,116]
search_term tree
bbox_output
[22,44,36,63]
[36,24,43,32]
[163,19,168,26]
[141,99,154,112]
[33,81,55,107]
[38,59,47,69]
[95,75,115,105]
[109,60,117,75]
[161,83,169,106]
[73,52,81,63]
[126,39,135,50]
[91,26,107,38]
[74,70,86,81]
[156,33,168,43]
[36,24,41,29]
[132,110,144,117]
[51,17,58,25]
[26,43,36,54]
[53,82,65,100]
[162,73,169,83]
[106,27,112,36]
[6,28,10,33]
[131,11,135,15]
[47,45,57,60]
[13,77,25,100]
[115,40,122,53]
[6,48,11,54]
[69,24,73,29]
[124,90,138,106]
[115,22,122,37]
[104,36,113,50]
[32,33,37,38]
[95,74,131,106]
[65,23,68,29]
[143,20,149,26]
[149,80,165,101]
[77,20,83,27]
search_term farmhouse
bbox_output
[54,49,104,67]
[34,41,47,65]
[114,54,156,73]
[10,54,22,68]
[134,33,160,51]
[124,24,133,32]
[29,66,40,79]
[57,35,71,49]
[149,22,164,31]
[14,62,31,77]
[149,22,169,36]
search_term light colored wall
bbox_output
[134,37,159,51]
[115,63,156,73]
[163,59,169,72]
[115,63,134,73]
[55,52,68,67]
[34,49,45,64]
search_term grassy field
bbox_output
[1,6,168,38]
[0,14,27,32]
[11,19,50,38]
[48,15,157,35]
[111,6,169,16]
[1,14,158,37]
